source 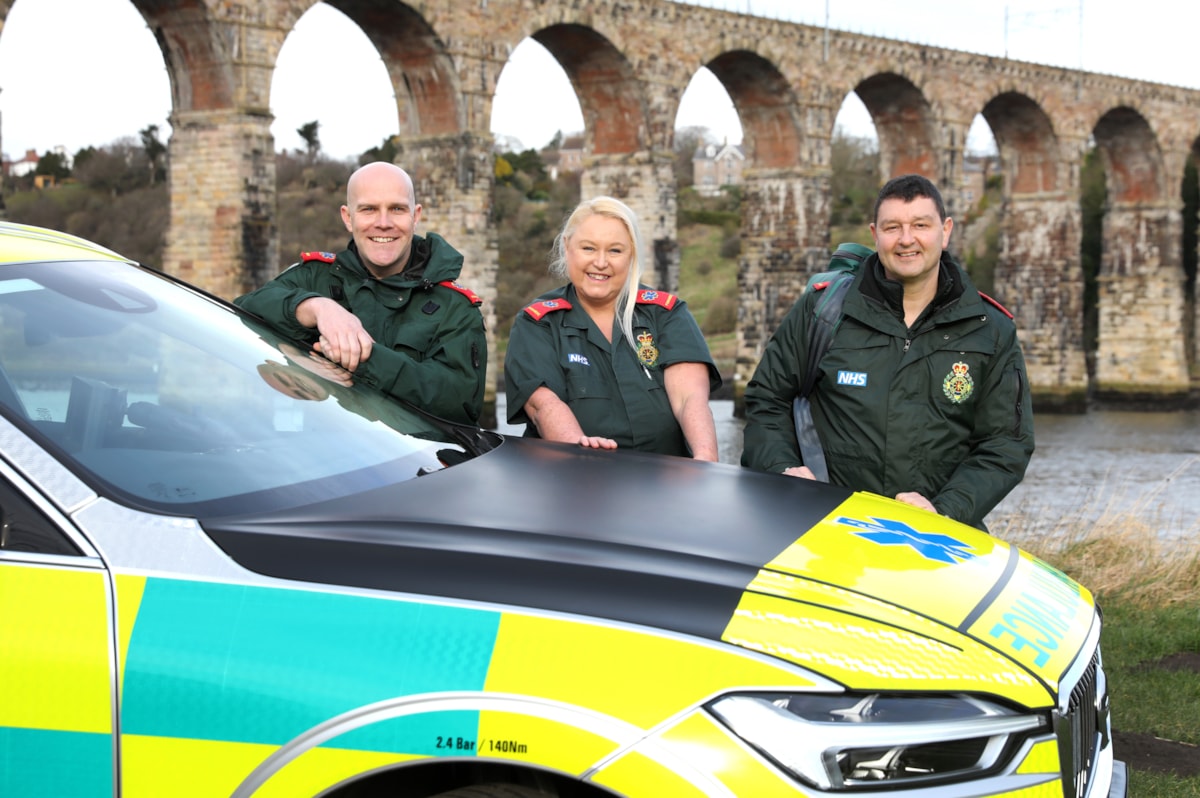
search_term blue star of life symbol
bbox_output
[836,516,977,563]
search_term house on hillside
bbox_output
[3,146,73,180]
[692,141,744,196]
[4,149,40,178]
[545,133,585,181]
[961,153,1000,206]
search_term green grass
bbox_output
[677,223,736,327]
[1102,603,1200,743]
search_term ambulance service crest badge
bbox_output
[942,361,974,403]
[636,330,659,368]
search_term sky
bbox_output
[0,0,1196,163]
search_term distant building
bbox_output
[961,153,1000,206]
[692,141,744,196]
[5,149,41,178]
[545,133,585,181]
[3,146,73,179]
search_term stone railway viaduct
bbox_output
[3,0,1200,416]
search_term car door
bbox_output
[0,463,117,797]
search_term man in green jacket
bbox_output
[235,162,487,425]
[742,174,1034,530]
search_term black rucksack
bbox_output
[798,242,872,400]
[792,242,872,481]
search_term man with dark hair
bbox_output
[742,174,1034,530]
[236,162,487,425]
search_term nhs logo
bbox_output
[568,353,591,366]
[837,370,868,387]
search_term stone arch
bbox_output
[704,50,801,169]
[856,72,937,180]
[324,0,462,136]
[533,24,647,156]
[982,92,1060,195]
[977,91,1088,409]
[1090,106,1189,399]
[129,0,238,112]
[1093,106,1166,208]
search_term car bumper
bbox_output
[1107,760,1128,798]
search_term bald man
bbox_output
[237,162,487,424]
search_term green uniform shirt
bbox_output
[505,284,720,457]
[234,233,487,425]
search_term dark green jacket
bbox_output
[234,233,486,425]
[505,284,720,457]
[742,253,1034,530]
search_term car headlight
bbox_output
[708,692,1047,791]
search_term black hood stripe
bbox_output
[203,439,852,642]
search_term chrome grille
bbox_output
[1058,649,1101,798]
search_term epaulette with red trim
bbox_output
[522,298,573,320]
[978,291,1014,319]
[438,280,483,306]
[300,251,337,264]
[635,288,678,310]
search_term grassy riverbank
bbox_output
[990,479,1200,794]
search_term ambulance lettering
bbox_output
[989,562,1082,668]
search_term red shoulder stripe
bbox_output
[300,251,337,264]
[635,288,678,310]
[438,280,483,306]
[523,298,573,320]
[978,291,1013,319]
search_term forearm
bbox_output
[524,386,588,442]
[676,399,718,461]
[235,282,324,340]
[740,304,807,471]
[665,363,718,461]
[742,373,804,471]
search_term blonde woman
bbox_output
[504,196,720,460]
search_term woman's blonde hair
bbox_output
[549,196,644,350]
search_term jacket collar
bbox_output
[860,251,971,323]
[341,233,462,287]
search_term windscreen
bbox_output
[0,260,493,516]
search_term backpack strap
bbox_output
[799,273,853,399]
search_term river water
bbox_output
[492,398,1200,538]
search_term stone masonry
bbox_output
[4,0,1200,412]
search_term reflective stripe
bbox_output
[0,564,112,732]
[121,578,499,746]
[0,563,114,797]
[0,727,113,796]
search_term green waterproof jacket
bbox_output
[742,253,1034,530]
[234,233,487,425]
